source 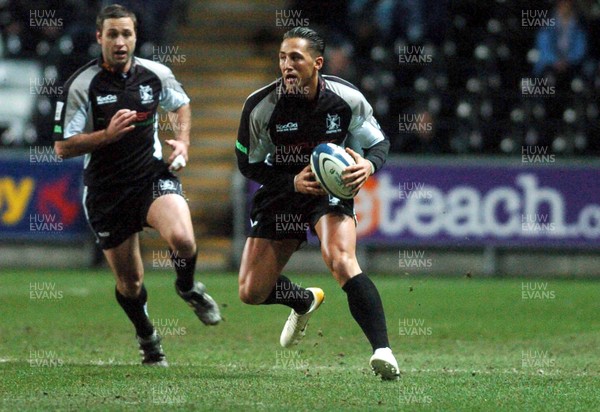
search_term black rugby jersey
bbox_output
[236,75,389,192]
[53,57,190,188]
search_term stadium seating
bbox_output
[0,60,42,145]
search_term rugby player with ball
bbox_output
[235,27,398,379]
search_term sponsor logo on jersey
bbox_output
[325,113,341,134]
[96,94,117,105]
[276,122,298,132]
[139,84,154,104]
[132,111,154,127]
[98,231,110,237]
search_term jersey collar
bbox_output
[98,56,137,77]
[277,75,325,103]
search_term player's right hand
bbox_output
[294,165,327,196]
[104,109,137,142]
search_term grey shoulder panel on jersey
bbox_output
[135,57,190,111]
[63,65,102,138]
[323,75,365,110]
[323,75,385,149]
[246,80,279,163]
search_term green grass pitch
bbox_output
[0,269,599,411]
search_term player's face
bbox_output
[96,17,136,72]
[279,38,323,96]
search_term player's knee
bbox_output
[169,229,196,256]
[239,288,265,305]
[117,276,143,298]
[238,279,267,305]
[322,247,355,277]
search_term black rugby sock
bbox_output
[115,284,154,338]
[261,275,313,314]
[171,250,197,292]
[342,273,390,351]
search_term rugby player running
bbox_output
[235,27,399,379]
[53,4,220,366]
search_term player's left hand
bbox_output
[166,139,189,168]
[342,148,373,196]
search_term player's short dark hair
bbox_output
[96,4,138,33]
[283,27,325,57]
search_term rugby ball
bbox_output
[310,143,356,199]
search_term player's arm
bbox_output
[54,109,137,159]
[153,62,192,168]
[342,105,390,195]
[164,103,191,164]
[236,101,297,192]
[53,74,137,159]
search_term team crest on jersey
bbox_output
[328,195,341,205]
[139,84,154,104]
[325,113,342,134]
[158,179,177,191]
